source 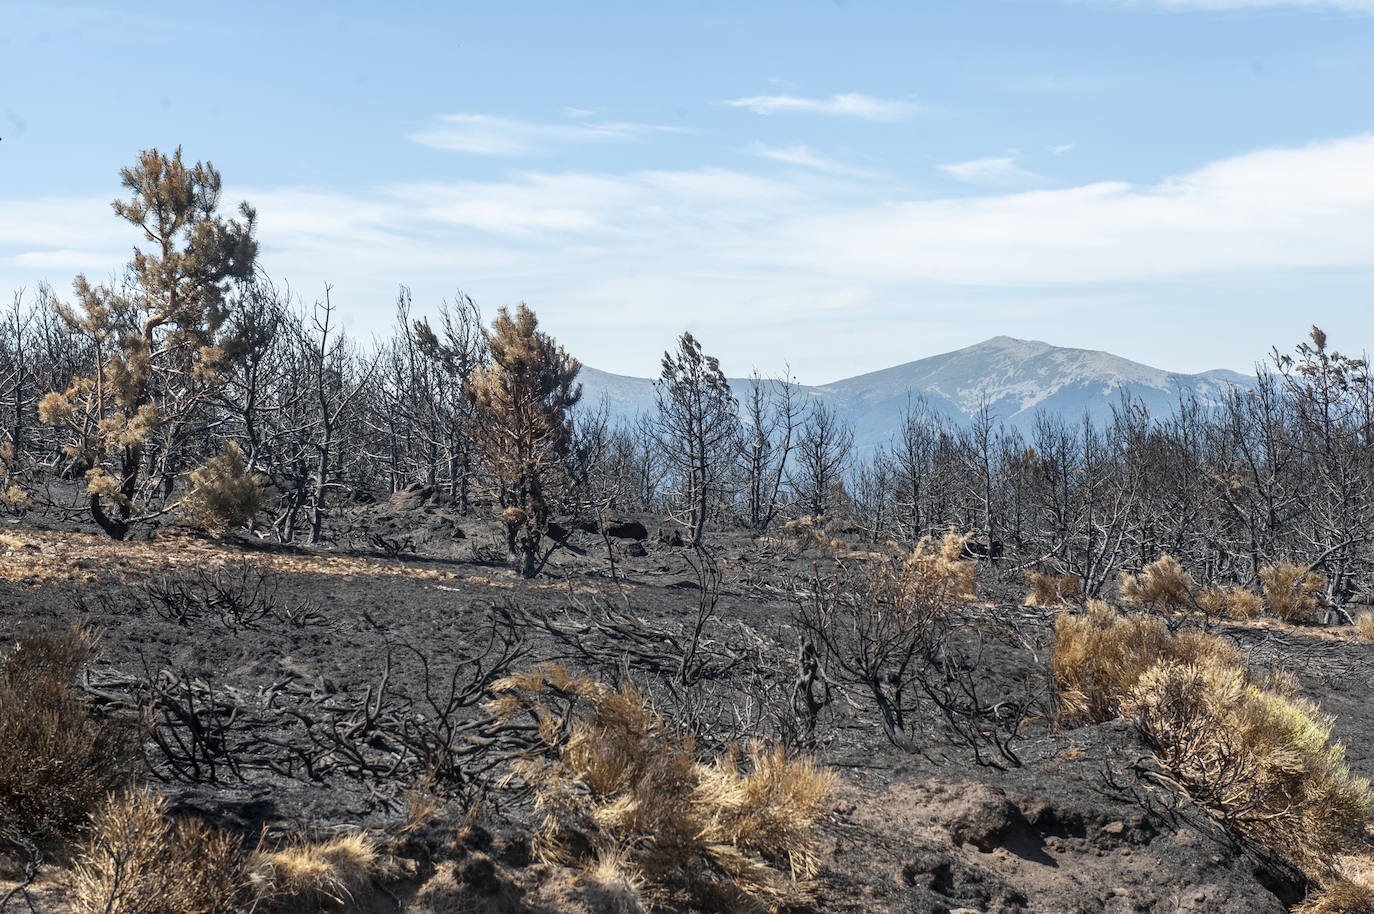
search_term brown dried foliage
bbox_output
[0,624,129,849]
[490,665,835,912]
[1119,554,1194,611]
[1295,857,1374,914]
[247,831,379,911]
[1050,601,1241,724]
[1024,571,1083,608]
[1195,585,1263,620]
[1124,659,1370,874]
[68,790,246,914]
[1053,603,1371,883]
[1260,561,1327,623]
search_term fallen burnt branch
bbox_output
[111,558,326,631]
[514,551,765,686]
[82,606,529,805]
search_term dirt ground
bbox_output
[3,486,1373,913]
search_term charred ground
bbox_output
[3,486,1373,913]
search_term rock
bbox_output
[602,517,649,540]
[623,541,648,557]
[656,526,684,547]
[943,784,1027,852]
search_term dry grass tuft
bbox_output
[248,831,378,910]
[582,846,647,913]
[1024,571,1083,608]
[1195,585,1263,620]
[69,790,245,914]
[1295,856,1374,913]
[782,516,844,551]
[1260,561,1327,623]
[490,665,835,912]
[890,530,977,607]
[1050,601,1240,724]
[1053,602,1370,880]
[1355,612,1374,642]
[0,624,129,850]
[1124,660,1370,873]
[1120,554,1194,611]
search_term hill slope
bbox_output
[578,336,1252,449]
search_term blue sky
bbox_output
[3,0,1373,382]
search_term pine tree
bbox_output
[467,304,581,577]
[180,442,264,533]
[39,147,257,539]
[651,332,738,545]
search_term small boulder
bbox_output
[602,517,649,540]
[943,784,1027,852]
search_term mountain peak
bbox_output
[578,338,1254,451]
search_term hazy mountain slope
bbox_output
[578,337,1252,449]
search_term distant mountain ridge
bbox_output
[578,336,1253,450]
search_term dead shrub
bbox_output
[247,831,378,911]
[1051,601,1240,724]
[894,530,977,606]
[1260,561,1327,623]
[1024,571,1082,608]
[794,531,986,754]
[69,789,246,914]
[0,624,129,850]
[1195,585,1263,620]
[1124,660,1370,873]
[1119,554,1194,611]
[1355,612,1374,642]
[782,515,844,551]
[490,665,835,912]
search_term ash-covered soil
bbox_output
[3,486,1374,913]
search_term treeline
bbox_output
[4,148,1373,602]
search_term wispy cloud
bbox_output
[938,155,1041,185]
[1048,143,1075,156]
[9,134,1374,378]
[409,113,690,156]
[745,143,879,178]
[724,92,918,121]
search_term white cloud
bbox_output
[723,92,918,121]
[773,134,1374,283]
[7,134,1374,378]
[409,113,689,156]
[744,143,879,178]
[938,155,1041,185]
[1049,143,1075,156]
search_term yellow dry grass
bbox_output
[247,831,378,910]
[782,516,845,551]
[1124,659,1370,874]
[0,527,464,587]
[1119,554,1194,611]
[1355,612,1374,642]
[1295,856,1374,914]
[1050,601,1240,724]
[885,530,977,608]
[1024,571,1083,608]
[1260,560,1327,623]
[1052,602,1371,882]
[490,665,835,913]
[68,790,245,914]
[1195,585,1263,620]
